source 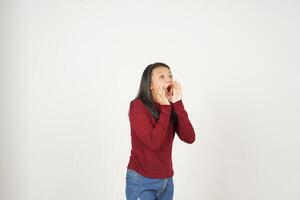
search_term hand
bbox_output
[152,85,170,105]
[170,80,182,103]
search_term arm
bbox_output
[172,100,196,144]
[129,99,172,150]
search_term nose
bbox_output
[167,78,173,84]
[166,76,172,82]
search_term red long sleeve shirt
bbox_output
[127,98,196,179]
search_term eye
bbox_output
[169,74,173,78]
[160,75,165,79]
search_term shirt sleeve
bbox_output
[129,99,172,150]
[172,100,196,144]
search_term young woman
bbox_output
[125,62,196,200]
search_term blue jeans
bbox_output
[125,169,174,200]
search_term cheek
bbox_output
[152,81,163,90]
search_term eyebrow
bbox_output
[157,71,172,74]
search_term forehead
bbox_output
[152,66,171,75]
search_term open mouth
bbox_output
[167,85,172,91]
[166,84,173,96]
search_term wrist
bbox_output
[161,101,170,105]
[171,98,182,103]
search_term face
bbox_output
[150,66,174,101]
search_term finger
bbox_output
[157,86,163,100]
[162,86,168,98]
[173,80,177,90]
[162,85,165,94]
[171,80,175,89]
[177,81,181,89]
[151,90,156,97]
[175,80,180,89]
[162,86,166,96]
[171,79,175,87]
[174,80,177,87]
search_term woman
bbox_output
[125,62,196,200]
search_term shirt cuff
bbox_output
[160,104,172,112]
[171,100,184,111]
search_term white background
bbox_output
[1,0,300,199]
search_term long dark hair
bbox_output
[133,62,178,123]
